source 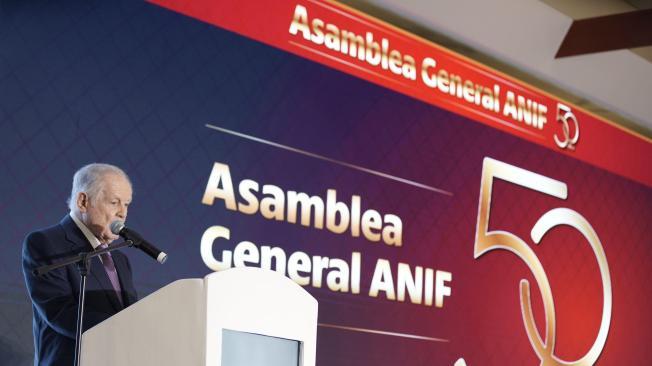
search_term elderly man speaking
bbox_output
[22,163,138,366]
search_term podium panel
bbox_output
[80,268,318,366]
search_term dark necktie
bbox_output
[98,244,123,306]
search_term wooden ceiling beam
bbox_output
[556,9,652,58]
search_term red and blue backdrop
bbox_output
[1,0,651,365]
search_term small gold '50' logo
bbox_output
[474,158,611,365]
[554,103,580,150]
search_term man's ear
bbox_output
[77,192,88,213]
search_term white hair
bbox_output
[68,163,132,212]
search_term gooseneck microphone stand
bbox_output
[33,240,135,366]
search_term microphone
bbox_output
[110,221,168,264]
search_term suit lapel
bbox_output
[112,253,131,306]
[60,215,123,312]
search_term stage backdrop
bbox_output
[1,0,651,365]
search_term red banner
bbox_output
[150,0,651,189]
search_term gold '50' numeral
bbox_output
[474,157,611,366]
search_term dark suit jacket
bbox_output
[22,215,138,366]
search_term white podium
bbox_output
[80,267,318,366]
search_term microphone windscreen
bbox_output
[110,220,125,235]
